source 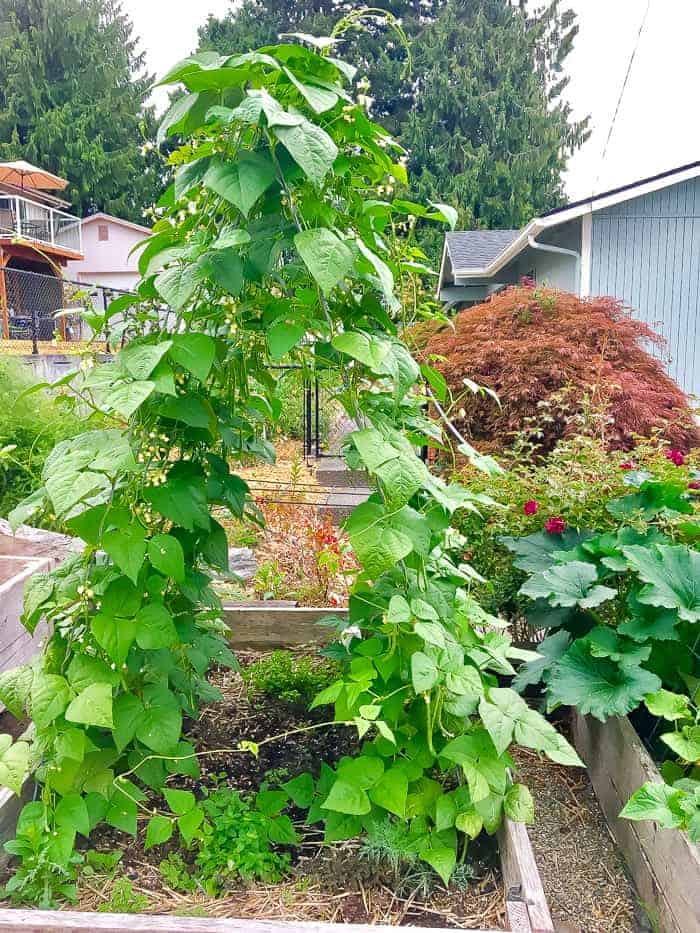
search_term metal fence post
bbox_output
[30,306,38,355]
[303,379,312,458]
[314,376,320,458]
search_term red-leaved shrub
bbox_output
[422,285,699,453]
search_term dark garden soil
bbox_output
[78,654,506,928]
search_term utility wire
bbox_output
[593,0,652,195]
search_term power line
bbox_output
[593,0,652,195]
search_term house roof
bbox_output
[82,212,151,235]
[439,158,700,288]
[444,230,520,271]
[542,158,700,219]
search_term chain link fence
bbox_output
[1,266,132,346]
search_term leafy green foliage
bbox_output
[198,0,589,255]
[0,359,91,520]
[97,876,150,914]
[242,650,339,705]
[3,802,83,907]
[195,787,295,891]
[0,27,582,902]
[619,688,700,842]
[621,778,700,843]
[500,470,700,721]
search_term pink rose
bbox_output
[544,516,566,535]
[665,449,685,466]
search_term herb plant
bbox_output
[243,650,339,706]
[97,877,150,914]
[0,21,580,901]
[196,787,296,891]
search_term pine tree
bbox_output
[0,0,163,223]
[198,0,589,254]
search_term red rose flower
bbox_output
[665,448,685,466]
[523,500,539,515]
[689,480,700,490]
[620,461,634,470]
[544,516,566,534]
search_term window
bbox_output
[98,224,109,242]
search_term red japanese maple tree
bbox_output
[422,284,699,453]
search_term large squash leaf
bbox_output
[547,640,661,721]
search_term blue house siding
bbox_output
[591,177,700,396]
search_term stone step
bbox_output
[314,456,369,488]
[319,486,372,522]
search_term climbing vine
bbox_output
[0,26,581,902]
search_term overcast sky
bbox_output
[121,0,700,201]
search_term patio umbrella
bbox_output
[0,160,67,191]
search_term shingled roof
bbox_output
[444,229,520,273]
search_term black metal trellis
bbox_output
[268,365,322,460]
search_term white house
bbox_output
[66,212,151,292]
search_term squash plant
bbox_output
[506,471,700,840]
[0,30,580,901]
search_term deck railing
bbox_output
[0,194,82,254]
[2,266,132,345]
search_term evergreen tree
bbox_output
[0,0,163,223]
[198,0,589,252]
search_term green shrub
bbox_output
[243,650,340,705]
[453,426,692,618]
[0,359,93,519]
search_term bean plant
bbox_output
[0,25,581,902]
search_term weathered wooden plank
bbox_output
[498,818,553,933]
[0,786,31,871]
[224,605,348,647]
[0,908,501,932]
[0,527,77,565]
[0,558,51,676]
[572,712,700,933]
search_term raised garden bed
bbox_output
[572,711,700,933]
[0,546,554,932]
[0,633,554,933]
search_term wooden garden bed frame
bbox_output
[0,752,553,933]
[572,711,700,933]
[0,529,555,931]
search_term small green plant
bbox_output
[225,516,260,549]
[359,814,423,875]
[82,849,123,878]
[289,451,303,498]
[0,358,93,519]
[97,876,150,913]
[243,650,340,705]
[2,802,83,908]
[253,560,288,600]
[621,689,700,842]
[194,786,297,893]
[159,853,198,893]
